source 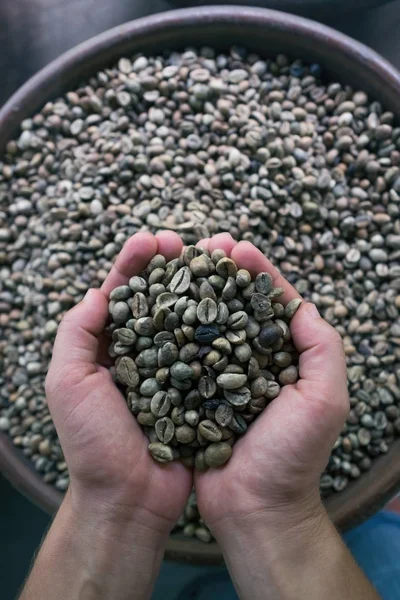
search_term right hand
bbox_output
[45,232,192,539]
[194,234,349,534]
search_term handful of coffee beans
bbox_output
[108,245,301,469]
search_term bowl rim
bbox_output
[2,5,400,132]
[1,5,400,565]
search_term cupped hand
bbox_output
[194,234,349,532]
[45,231,192,536]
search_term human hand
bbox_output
[194,234,349,535]
[45,231,192,538]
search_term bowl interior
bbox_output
[1,6,400,564]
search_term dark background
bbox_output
[1,0,400,598]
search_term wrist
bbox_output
[212,501,341,600]
[210,487,325,545]
[67,481,173,544]
[21,489,168,600]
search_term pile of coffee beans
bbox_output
[108,246,301,469]
[1,46,400,541]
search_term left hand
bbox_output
[45,231,192,538]
[194,234,349,537]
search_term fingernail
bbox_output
[306,303,320,319]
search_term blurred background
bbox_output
[1,0,400,598]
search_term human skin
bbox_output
[19,232,380,600]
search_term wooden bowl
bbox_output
[1,6,400,564]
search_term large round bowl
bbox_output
[1,6,400,564]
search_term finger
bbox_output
[47,289,108,389]
[156,230,183,261]
[101,232,158,297]
[196,238,210,250]
[231,241,301,305]
[292,303,347,388]
[208,233,237,257]
[291,303,350,438]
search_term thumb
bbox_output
[46,289,108,391]
[291,303,347,387]
[290,302,349,430]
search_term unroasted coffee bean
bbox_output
[170,267,191,294]
[195,450,207,471]
[265,381,281,399]
[185,410,200,427]
[197,298,218,324]
[251,293,271,313]
[137,412,157,426]
[228,413,248,434]
[136,347,158,368]
[140,378,162,396]
[259,324,283,348]
[222,277,237,301]
[198,420,222,442]
[216,258,237,278]
[224,387,252,408]
[116,357,139,387]
[249,396,268,414]
[216,302,229,325]
[195,527,213,543]
[236,269,251,288]
[248,357,260,380]
[149,442,174,463]
[129,276,147,293]
[227,311,248,329]
[212,337,232,355]
[158,342,179,367]
[279,366,299,385]
[217,373,247,390]
[199,280,217,301]
[156,292,179,309]
[134,317,156,336]
[117,328,137,345]
[225,329,246,345]
[273,352,292,368]
[171,406,186,426]
[198,375,217,399]
[194,324,220,343]
[151,391,171,417]
[110,285,132,301]
[251,377,269,397]
[190,255,210,277]
[234,343,252,362]
[204,442,232,467]
[184,390,203,410]
[215,403,233,427]
[131,292,149,318]
[155,417,175,444]
[255,273,273,295]
[275,319,291,341]
[114,342,132,356]
[284,298,302,319]
[175,424,197,444]
[170,361,194,381]
[111,302,131,325]
[179,343,200,363]
[202,399,220,410]
[153,307,171,331]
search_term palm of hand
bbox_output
[196,382,339,526]
[50,365,190,525]
[193,235,349,529]
[46,232,191,529]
